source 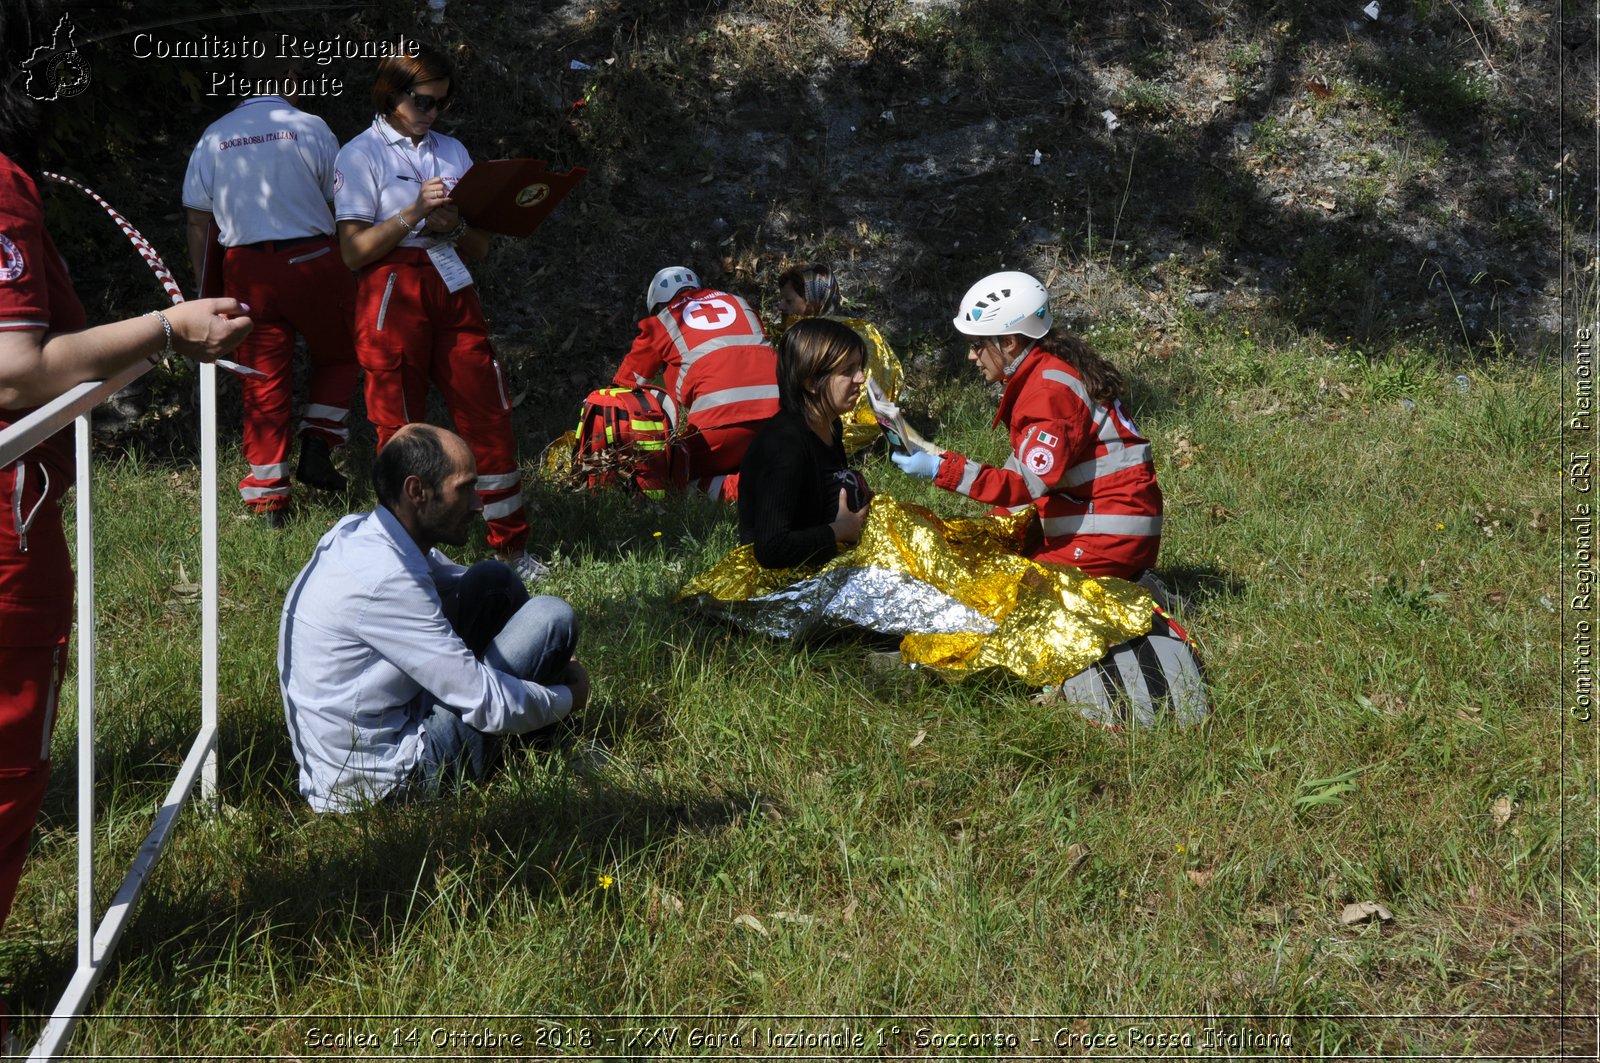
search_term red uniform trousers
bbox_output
[354,248,527,554]
[0,446,72,931]
[223,236,358,512]
[682,422,763,503]
[1030,509,1162,577]
[680,421,761,479]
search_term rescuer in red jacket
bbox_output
[890,270,1163,580]
[612,266,779,483]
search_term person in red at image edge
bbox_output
[891,270,1162,580]
[335,46,540,580]
[182,55,358,525]
[613,265,778,498]
[0,8,253,937]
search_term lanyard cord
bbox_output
[377,115,434,184]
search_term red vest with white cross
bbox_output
[612,287,779,430]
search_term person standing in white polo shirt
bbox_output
[334,45,539,580]
[182,56,359,525]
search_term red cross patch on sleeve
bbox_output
[0,234,26,282]
[1018,422,1067,481]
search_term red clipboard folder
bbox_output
[449,159,588,238]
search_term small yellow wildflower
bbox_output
[1435,523,1445,531]
[598,873,614,890]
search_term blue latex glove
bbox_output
[891,449,940,479]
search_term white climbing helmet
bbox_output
[953,271,1053,338]
[645,266,701,311]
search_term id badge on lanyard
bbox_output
[428,243,473,292]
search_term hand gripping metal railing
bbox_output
[0,174,225,1060]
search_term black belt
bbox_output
[235,234,330,252]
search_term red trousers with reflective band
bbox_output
[223,237,358,512]
[0,452,72,931]
[678,421,761,480]
[355,248,527,554]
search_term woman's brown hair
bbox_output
[1031,329,1125,406]
[778,318,864,426]
[371,45,453,117]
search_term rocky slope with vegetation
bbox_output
[41,0,1584,448]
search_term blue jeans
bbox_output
[410,560,577,798]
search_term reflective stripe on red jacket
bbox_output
[612,288,778,429]
[933,346,1162,578]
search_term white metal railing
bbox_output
[0,356,221,1059]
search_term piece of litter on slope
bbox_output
[1454,374,1471,393]
[569,59,593,70]
[1031,149,1042,166]
[1362,1,1380,19]
[1101,110,1121,132]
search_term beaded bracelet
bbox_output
[145,310,174,365]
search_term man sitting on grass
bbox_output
[278,424,589,812]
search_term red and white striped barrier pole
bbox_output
[42,170,260,379]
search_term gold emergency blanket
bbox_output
[835,318,905,453]
[541,429,578,480]
[678,496,1152,686]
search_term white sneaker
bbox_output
[505,551,551,585]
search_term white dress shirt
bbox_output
[278,506,572,812]
[181,96,340,246]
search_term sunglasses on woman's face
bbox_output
[404,89,453,113]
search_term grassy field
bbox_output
[4,0,1589,1054]
[1,318,1586,1057]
